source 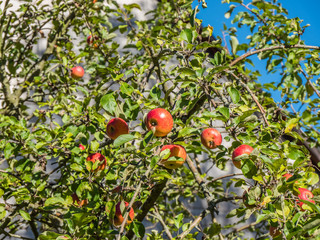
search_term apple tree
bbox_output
[0,0,320,239]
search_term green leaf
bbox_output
[241,159,257,179]
[38,231,61,240]
[123,3,141,11]
[190,6,198,27]
[70,163,83,172]
[180,29,197,43]
[150,85,161,99]
[178,67,196,77]
[297,216,320,237]
[44,197,66,207]
[100,93,117,115]
[113,134,135,147]
[76,182,92,197]
[226,209,237,218]
[160,149,171,159]
[120,82,134,96]
[76,86,89,97]
[90,140,99,151]
[4,142,14,159]
[177,127,198,138]
[132,221,145,238]
[141,131,153,148]
[230,36,239,55]
[227,87,240,104]
[19,210,31,221]
[150,156,160,169]
[218,107,230,119]
[204,222,221,237]
[174,213,184,228]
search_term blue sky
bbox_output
[192,0,320,104]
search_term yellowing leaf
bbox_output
[261,196,272,206]
[285,118,299,133]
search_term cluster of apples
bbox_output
[243,173,315,238]
[283,173,315,209]
[73,107,260,225]
[269,174,315,238]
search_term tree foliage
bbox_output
[0,0,320,239]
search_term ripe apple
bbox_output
[79,144,85,151]
[145,108,173,137]
[232,144,254,169]
[201,128,222,149]
[282,173,293,180]
[269,226,281,238]
[86,153,107,171]
[71,193,88,207]
[106,118,129,140]
[160,144,187,169]
[113,201,134,226]
[297,188,315,210]
[87,35,99,48]
[70,66,84,79]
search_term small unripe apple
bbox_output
[145,108,173,137]
[232,144,254,169]
[86,153,107,171]
[160,144,187,169]
[201,128,222,149]
[113,201,134,227]
[87,35,99,48]
[71,66,84,79]
[297,188,315,210]
[106,118,129,140]
[269,226,281,238]
[71,193,88,207]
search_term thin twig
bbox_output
[230,44,320,67]
[225,221,260,237]
[153,206,173,240]
[229,72,270,126]
[207,173,244,184]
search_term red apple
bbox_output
[86,153,107,171]
[106,118,129,140]
[71,66,84,79]
[282,173,293,181]
[71,193,88,207]
[269,226,281,238]
[79,144,85,151]
[87,35,99,48]
[201,128,222,149]
[232,144,254,169]
[113,201,134,226]
[160,144,187,169]
[145,108,173,137]
[297,188,315,210]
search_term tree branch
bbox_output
[230,44,320,67]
